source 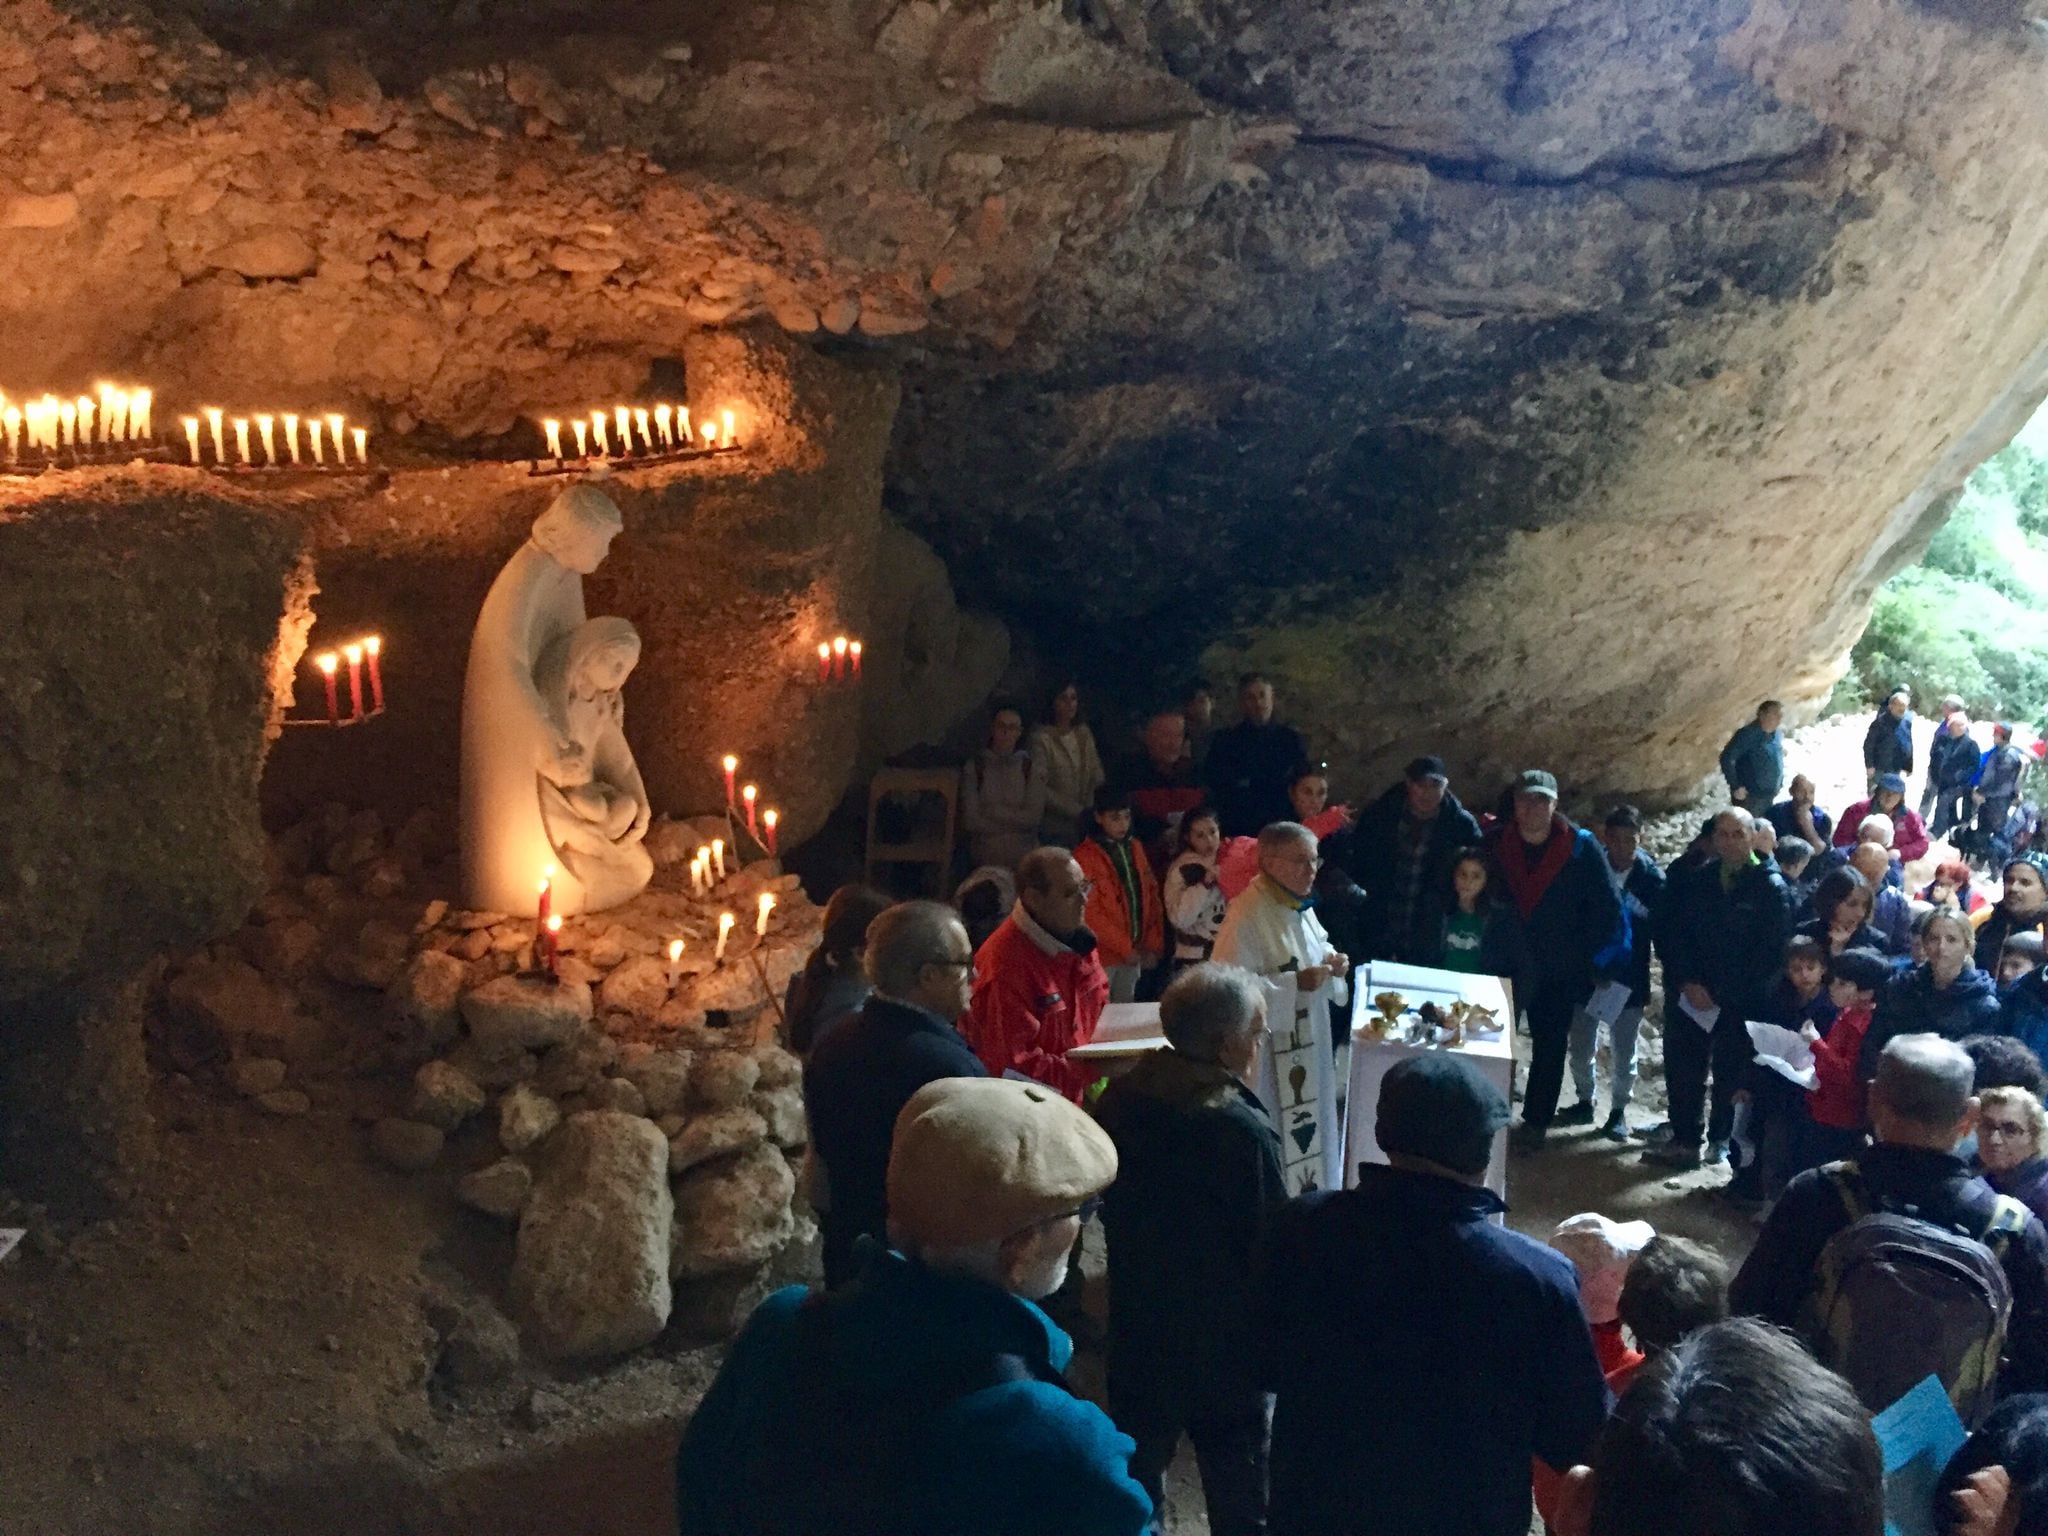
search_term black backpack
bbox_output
[1801,1163,2029,1426]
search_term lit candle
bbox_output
[282,414,301,465]
[182,416,202,465]
[755,891,776,937]
[315,651,339,723]
[722,408,736,447]
[614,405,631,454]
[677,406,692,444]
[256,414,276,465]
[536,869,552,930]
[571,419,588,458]
[722,754,738,806]
[352,427,367,466]
[98,385,122,442]
[590,410,609,457]
[364,634,385,712]
[654,404,672,447]
[325,414,346,465]
[544,913,563,980]
[130,389,151,440]
[543,419,562,460]
[742,783,758,837]
[2,406,19,460]
[58,399,75,449]
[634,407,651,453]
[764,808,779,856]
[850,640,863,678]
[307,417,326,466]
[76,396,95,446]
[715,911,735,963]
[817,642,832,683]
[204,407,224,464]
[233,417,251,464]
[700,418,717,448]
[667,937,684,991]
[832,635,849,681]
[689,850,704,896]
[342,642,364,719]
[711,837,726,880]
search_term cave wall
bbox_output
[0,0,2044,814]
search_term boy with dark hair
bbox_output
[1550,1319,1884,1536]
[2002,931,2047,988]
[1795,947,1890,1174]
[1615,1236,1730,1379]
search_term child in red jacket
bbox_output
[1800,947,1890,1172]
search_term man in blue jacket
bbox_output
[676,1076,1150,1536]
[1718,701,1784,809]
[1863,688,1915,791]
[1484,770,1629,1151]
[1261,1054,1610,1536]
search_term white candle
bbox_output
[76,396,95,446]
[677,406,692,445]
[98,386,120,442]
[251,414,273,465]
[282,413,301,465]
[655,404,672,447]
[307,417,325,466]
[326,414,346,464]
[58,400,75,449]
[130,389,151,440]
[711,837,726,880]
[667,938,684,990]
[590,410,609,457]
[3,406,19,459]
[715,911,735,962]
[204,407,224,464]
[233,417,251,464]
[182,417,201,464]
[543,419,562,460]
[688,851,702,896]
[614,405,631,454]
[755,892,776,937]
[572,419,588,458]
[701,418,717,448]
[634,407,651,453]
[722,408,736,447]
[352,427,368,465]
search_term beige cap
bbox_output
[888,1077,1118,1250]
[1551,1212,1656,1325]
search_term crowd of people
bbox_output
[675,676,2048,1535]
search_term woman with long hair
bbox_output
[1028,678,1104,849]
[783,884,893,1054]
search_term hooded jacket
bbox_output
[1856,963,2002,1077]
[1097,1049,1286,1412]
[676,1245,1152,1536]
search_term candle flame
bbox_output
[722,754,738,773]
[718,912,735,931]
[743,784,758,803]
[764,809,779,827]
[343,642,363,663]
[818,643,831,661]
[316,651,338,675]
[546,914,563,934]
[538,877,551,894]
[668,938,684,961]
[833,636,849,656]
[850,640,863,657]
[364,634,381,657]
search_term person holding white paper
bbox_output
[1646,808,1791,1171]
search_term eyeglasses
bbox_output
[1058,1196,1103,1225]
[1982,1120,2032,1140]
[926,956,976,975]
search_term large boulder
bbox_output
[460,976,592,1055]
[512,1111,674,1362]
[671,1143,798,1280]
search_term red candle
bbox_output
[365,634,385,713]
[850,639,863,678]
[722,754,738,807]
[543,914,562,981]
[343,643,365,720]
[763,808,779,856]
[537,869,553,931]
[742,784,758,837]
[315,651,339,724]
[817,642,831,684]
[832,635,849,681]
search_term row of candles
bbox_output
[1,384,155,457]
[539,404,738,462]
[817,636,863,684]
[306,636,387,724]
[531,862,775,983]
[182,408,369,469]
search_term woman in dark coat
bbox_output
[1858,907,2002,1077]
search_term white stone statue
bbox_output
[460,485,652,917]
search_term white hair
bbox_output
[1160,963,1266,1063]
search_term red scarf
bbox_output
[1495,816,1577,920]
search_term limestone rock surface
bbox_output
[671,1143,798,1280]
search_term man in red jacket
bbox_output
[969,845,1113,1103]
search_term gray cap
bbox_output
[1515,769,1559,800]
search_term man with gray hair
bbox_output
[1098,964,1285,1535]
[1732,1033,2048,1397]
[804,899,986,1288]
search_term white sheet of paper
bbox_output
[1746,1020,1818,1091]
[1677,993,1721,1032]
[1585,979,1631,1027]
[0,1228,22,1264]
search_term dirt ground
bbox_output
[0,708,1975,1536]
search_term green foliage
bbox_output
[1843,432,2048,723]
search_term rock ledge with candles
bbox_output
[151,796,822,1365]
